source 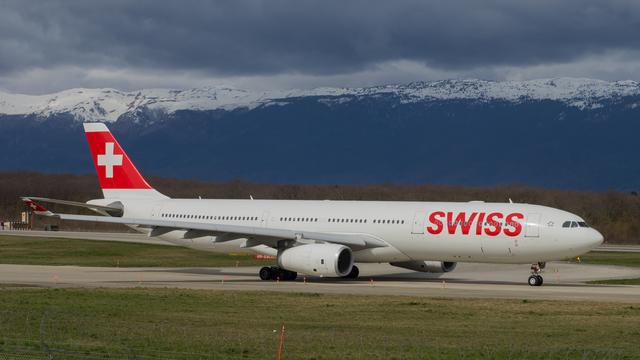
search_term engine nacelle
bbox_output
[389,260,457,273]
[278,243,353,277]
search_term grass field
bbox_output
[570,251,640,268]
[0,288,638,359]
[589,278,640,285]
[0,235,274,267]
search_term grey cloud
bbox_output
[1,0,640,92]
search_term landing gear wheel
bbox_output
[528,263,544,286]
[270,267,280,280]
[259,266,272,281]
[344,265,359,279]
[259,267,297,281]
[528,275,540,286]
[282,270,298,281]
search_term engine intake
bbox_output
[278,243,353,277]
[389,260,457,273]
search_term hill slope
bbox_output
[0,78,638,190]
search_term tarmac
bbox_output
[1,262,638,302]
[1,230,639,302]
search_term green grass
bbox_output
[570,251,640,268]
[589,278,640,285]
[0,288,639,359]
[0,235,274,267]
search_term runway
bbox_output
[1,262,639,302]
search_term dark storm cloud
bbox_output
[1,0,639,79]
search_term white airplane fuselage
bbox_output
[26,122,604,285]
[117,198,603,264]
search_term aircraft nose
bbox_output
[589,228,604,248]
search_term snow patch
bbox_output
[1,78,639,122]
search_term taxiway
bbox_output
[1,262,638,302]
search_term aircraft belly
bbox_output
[395,232,485,261]
[353,246,411,262]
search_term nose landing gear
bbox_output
[528,263,544,286]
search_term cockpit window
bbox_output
[562,221,571,228]
[570,221,578,228]
[578,221,589,228]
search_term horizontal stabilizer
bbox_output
[20,197,53,216]
[21,197,123,216]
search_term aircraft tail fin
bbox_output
[83,123,168,200]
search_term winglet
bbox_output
[21,197,54,216]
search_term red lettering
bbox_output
[504,213,524,237]
[427,211,445,235]
[485,212,503,236]
[447,212,478,234]
[426,211,523,237]
[475,212,486,235]
[446,212,455,234]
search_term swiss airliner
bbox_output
[22,123,603,286]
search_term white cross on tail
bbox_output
[97,142,123,178]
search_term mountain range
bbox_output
[0,78,638,191]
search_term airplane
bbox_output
[21,122,604,286]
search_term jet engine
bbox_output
[389,260,457,273]
[278,243,353,277]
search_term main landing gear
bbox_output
[528,262,545,286]
[259,266,297,281]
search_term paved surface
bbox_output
[1,230,639,302]
[1,262,638,302]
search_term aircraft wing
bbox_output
[21,197,123,216]
[56,213,388,249]
[22,199,388,250]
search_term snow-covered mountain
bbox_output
[1,78,640,122]
[1,77,640,190]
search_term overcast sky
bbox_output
[2,0,640,94]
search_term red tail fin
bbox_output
[84,123,166,199]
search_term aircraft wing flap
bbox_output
[54,213,388,249]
